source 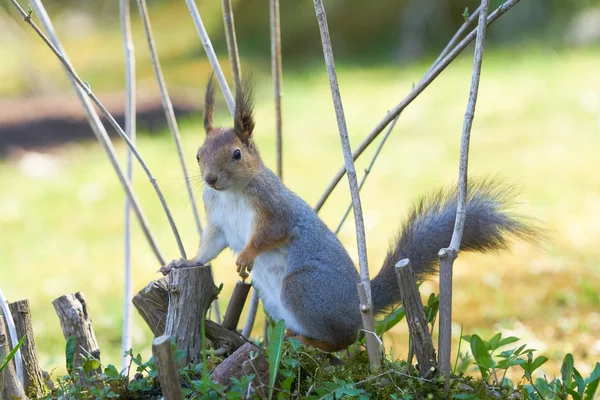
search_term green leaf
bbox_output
[462,6,470,21]
[470,334,493,378]
[376,306,405,336]
[65,336,76,374]
[497,336,520,348]
[533,355,548,371]
[0,334,26,373]
[584,362,600,400]
[104,364,120,380]
[487,333,502,351]
[267,319,286,400]
[453,394,478,400]
[83,358,100,373]
[561,353,574,393]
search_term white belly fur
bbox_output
[210,190,303,333]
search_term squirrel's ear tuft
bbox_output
[234,76,255,144]
[204,76,216,134]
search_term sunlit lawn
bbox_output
[1,44,599,381]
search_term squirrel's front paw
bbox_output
[235,252,255,280]
[157,258,203,276]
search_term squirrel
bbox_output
[162,78,540,352]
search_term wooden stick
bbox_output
[0,288,23,385]
[12,0,166,265]
[165,265,217,364]
[52,293,101,370]
[221,0,242,91]
[8,300,47,397]
[222,281,251,332]
[313,0,522,213]
[394,259,436,377]
[241,289,259,338]
[270,0,283,178]
[312,0,380,369]
[120,0,136,372]
[152,335,184,400]
[438,0,491,387]
[135,0,204,238]
[0,311,27,400]
[184,0,235,115]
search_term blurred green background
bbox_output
[0,0,599,382]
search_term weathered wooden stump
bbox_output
[0,308,28,400]
[132,277,169,336]
[52,292,100,370]
[8,300,47,397]
[165,265,217,364]
[395,259,436,377]
[152,335,184,400]
[134,274,249,356]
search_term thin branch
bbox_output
[426,6,481,76]
[312,0,380,369]
[135,0,203,239]
[221,0,242,91]
[0,288,23,385]
[18,0,166,265]
[13,0,186,263]
[120,0,136,371]
[241,289,259,338]
[313,0,521,213]
[184,0,235,115]
[335,5,483,233]
[270,0,283,179]
[335,113,399,234]
[438,0,491,385]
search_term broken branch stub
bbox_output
[52,293,100,370]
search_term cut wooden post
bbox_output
[132,277,169,336]
[8,300,47,397]
[165,265,217,364]
[0,308,28,400]
[394,259,436,377]
[52,292,100,370]
[152,335,184,400]
[222,281,251,332]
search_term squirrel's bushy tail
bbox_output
[371,177,541,314]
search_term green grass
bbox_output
[1,46,599,382]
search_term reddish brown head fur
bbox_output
[197,77,262,192]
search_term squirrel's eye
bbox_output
[233,149,242,161]
[196,153,200,162]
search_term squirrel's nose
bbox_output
[205,174,218,186]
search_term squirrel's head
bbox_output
[196,77,261,192]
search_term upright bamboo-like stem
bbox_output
[184,0,235,115]
[270,0,283,178]
[313,0,521,213]
[12,0,187,265]
[312,0,380,369]
[0,288,23,385]
[136,0,204,238]
[221,0,242,91]
[120,0,136,371]
[438,0,490,386]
